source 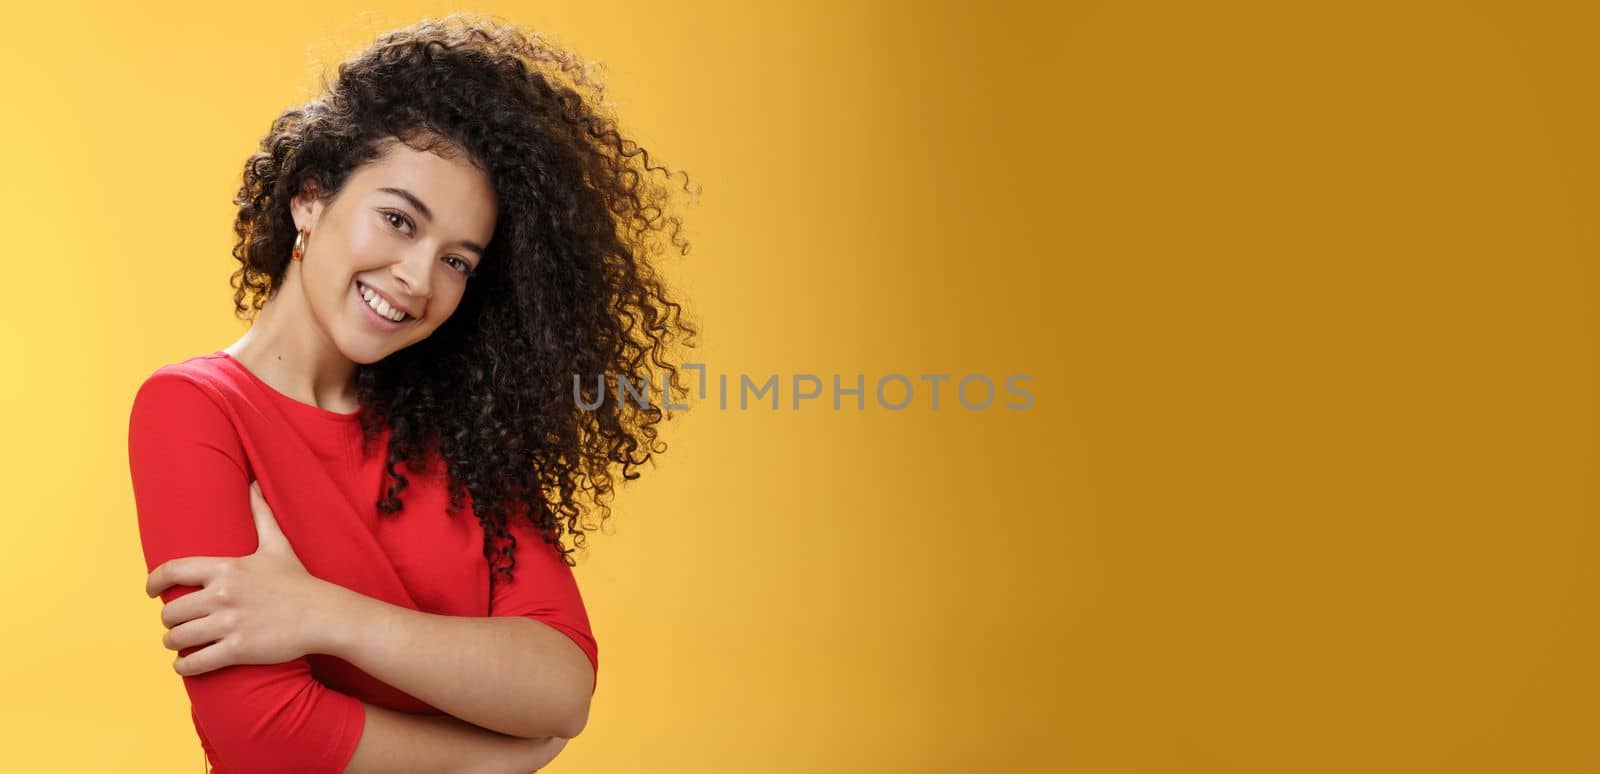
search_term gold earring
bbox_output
[291,228,308,260]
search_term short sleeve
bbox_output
[128,372,366,773]
[489,503,599,695]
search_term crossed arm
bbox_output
[347,706,569,773]
[131,374,594,773]
[147,481,594,738]
[148,572,588,770]
[321,586,595,739]
[317,588,594,773]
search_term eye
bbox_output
[382,209,414,234]
[383,210,475,278]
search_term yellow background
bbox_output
[2,1,1594,771]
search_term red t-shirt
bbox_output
[127,351,598,773]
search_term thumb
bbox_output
[249,480,289,551]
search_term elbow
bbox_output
[203,725,333,774]
[538,683,591,740]
[558,697,591,739]
[559,661,595,738]
[550,719,586,742]
[206,737,302,774]
[544,648,595,739]
[184,668,361,773]
[528,694,589,740]
[505,692,588,740]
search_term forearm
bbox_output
[322,586,592,739]
[346,702,568,774]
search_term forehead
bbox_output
[347,143,498,231]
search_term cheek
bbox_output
[343,219,383,263]
[425,293,466,326]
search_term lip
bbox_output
[353,280,412,331]
[356,280,418,318]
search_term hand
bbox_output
[146,479,340,676]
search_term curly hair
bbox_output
[227,12,699,582]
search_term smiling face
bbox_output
[287,137,498,364]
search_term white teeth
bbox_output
[359,283,408,322]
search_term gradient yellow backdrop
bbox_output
[2,1,1594,771]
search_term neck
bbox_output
[223,270,360,413]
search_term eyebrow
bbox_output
[377,187,487,257]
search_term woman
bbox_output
[127,13,697,773]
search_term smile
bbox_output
[355,280,413,328]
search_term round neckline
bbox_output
[213,351,363,423]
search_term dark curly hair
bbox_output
[227,12,699,582]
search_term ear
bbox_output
[290,174,323,231]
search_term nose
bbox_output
[389,249,434,308]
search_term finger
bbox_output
[146,557,225,598]
[174,639,238,677]
[159,587,218,629]
[250,480,288,549]
[163,614,228,653]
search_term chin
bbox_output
[350,351,389,366]
[338,337,397,366]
